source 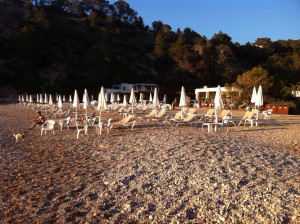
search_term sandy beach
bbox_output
[0,103,299,223]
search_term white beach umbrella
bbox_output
[255,85,263,119]
[123,94,128,106]
[83,88,91,117]
[179,86,187,108]
[69,94,72,103]
[48,94,53,105]
[18,95,21,102]
[152,87,159,106]
[251,86,257,103]
[129,88,137,113]
[58,95,63,111]
[56,94,58,101]
[117,94,120,102]
[29,95,33,103]
[139,93,144,103]
[149,92,152,102]
[40,94,44,104]
[163,94,167,103]
[44,93,48,104]
[97,87,107,135]
[110,92,115,103]
[21,95,25,102]
[73,90,80,121]
[91,95,94,101]
[36,94,39,103]
[214,85,224,123]
[63,95,66,102]
[25,94,28,102]
[105,92,108,102]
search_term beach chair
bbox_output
[108,115,136,132]
[151,110,168,124]
[59,117,71,131]
[168,113,197,127]
[244,112,258,127]
[199,109,215,121]
[76,122,89,140]
[41,120,55,136]
[237,111,255,126]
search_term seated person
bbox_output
[29,111,46,130]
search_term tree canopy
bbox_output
[0,0,299,101]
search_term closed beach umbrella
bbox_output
[56,94,58,101]
[58,95,63,110]
[117,94,120,102]
[255,85,263,119]
[49,94,53,105]
[149,93,152,103]
[251,86,257,103]
[152,87,159,106]
[91,95,94,101]
[163,94,167,104]
[110,92,115,103]
[97,87,107,134]
[18,95,21,102]
[36,94,39,103]
[69,94,72,103]
[214,85,224,123]
[123,94,128,106]
[139,93,144,103]
[129,88,137,113]
[44,93,48,104]
[179,86,187,108]
[25,94,28,102]
[29,95,33,103]
[21,95,25,102]
[40,94,44,104]
[73,90,80,121]
[83,88,91,117]
[63,95,66,102]
[105,92,108,102]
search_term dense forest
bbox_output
[0,0,299,102]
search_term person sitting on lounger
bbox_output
[29,111,46,130]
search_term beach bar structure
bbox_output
[195,86,240,101]
[105,83,159,95]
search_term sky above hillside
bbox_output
[114,0,300,44]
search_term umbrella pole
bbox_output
[99,109,102,136]
[215,108,218,124]
[75,107,78,122]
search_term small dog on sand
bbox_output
[13,132,26,142]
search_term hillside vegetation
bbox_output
[0,0,299,101]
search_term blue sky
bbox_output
[112,0,300,44]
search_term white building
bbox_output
[105,83,159,95]
[195,86,240,100]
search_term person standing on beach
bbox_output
[29,111,46,130]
